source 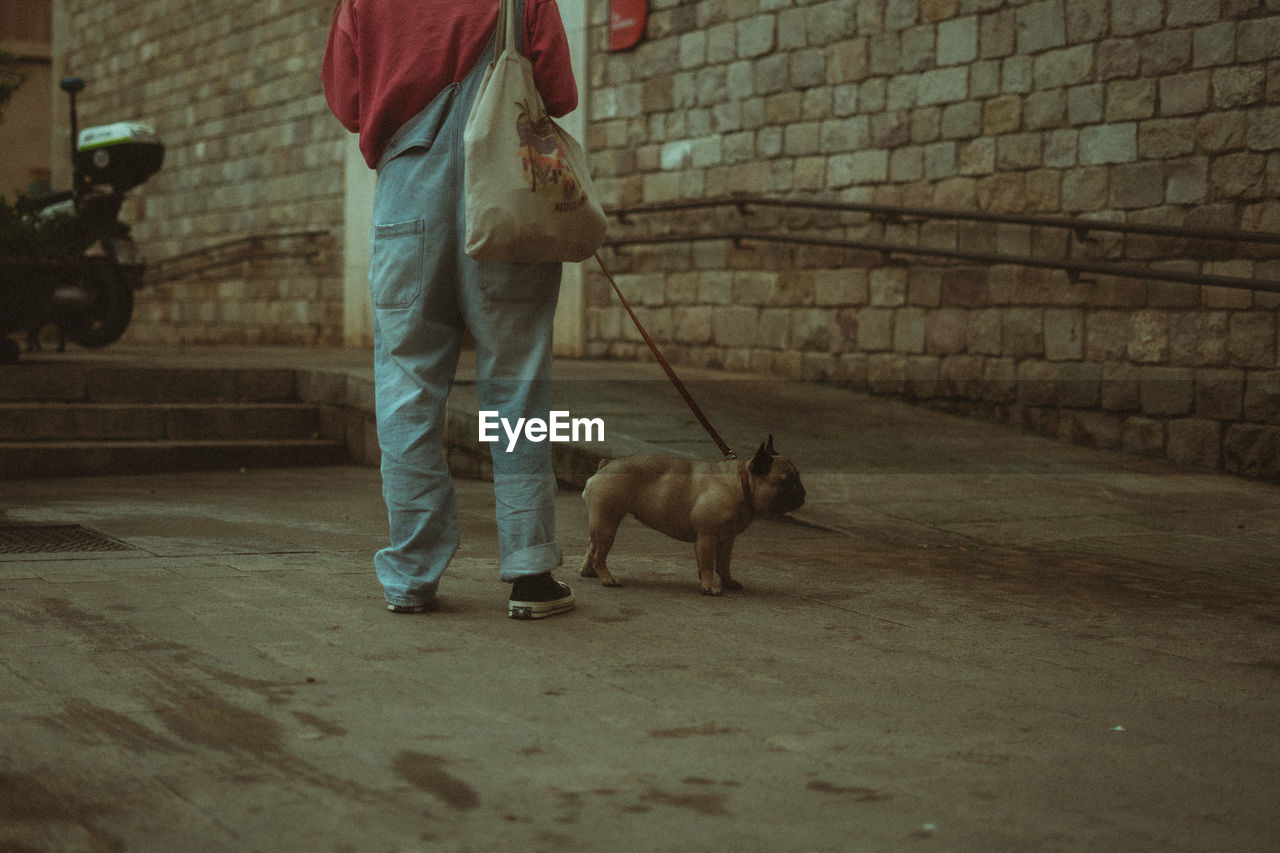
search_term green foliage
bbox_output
[0,195,80,260]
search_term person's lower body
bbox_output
[367,96,571,617]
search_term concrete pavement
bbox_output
[1,345,1278,851]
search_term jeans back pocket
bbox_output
[370,219,426,309]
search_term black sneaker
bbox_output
[508,573,575,620]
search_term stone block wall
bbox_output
[585,0,1280,478]
[53,0,346,346]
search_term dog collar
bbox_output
[738,462,755,515]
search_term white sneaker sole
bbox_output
[508,593,576,620]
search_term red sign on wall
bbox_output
[609,0,647,52]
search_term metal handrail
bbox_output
[603,196,1280,294]
[145,230,330,283]
[608,195,1280,246]
[602,231,1280,294]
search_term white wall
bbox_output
[342,135,375,346]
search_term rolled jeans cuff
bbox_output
[499,541,564,582]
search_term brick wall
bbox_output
[585,0,1280,478]
[54,0,346,346]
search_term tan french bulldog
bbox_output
[580,436,806,595]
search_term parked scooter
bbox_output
[0,76,163,364]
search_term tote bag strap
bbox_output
[494,0,525,58]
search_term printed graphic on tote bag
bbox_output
[515,98,587,213]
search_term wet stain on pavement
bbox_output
[151,690,286,757]
[0,773,125,852]
[0,773,81,822]
[291,710,348,738]
[40,598,184,652]
[142,675,373,797]
[21,599,376,802]
[1244,660,1280,674]
[681,777,742,788]
[59,701,190,756]
[641,783,732,816]
[586,607,647,624]
[807,780,893,801]
[191,661,300,705]
[947,750,1012,767]
[547,782,739,821]
[619,802,653,814]
[648,722,739,738]
[393,751,480,811]
[763,530,1280,624]
[69,661,376,803]
[554,790,582,824]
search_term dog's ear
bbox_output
[765,434,776,455]
[750,440,774,477]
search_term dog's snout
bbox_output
[775,481,805,514]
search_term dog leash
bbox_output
[593,251,738,462]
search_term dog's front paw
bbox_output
[720,578,743,591]
[601,577,622,588]
[700,586,722,596]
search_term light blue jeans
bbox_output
[369,38,563,608]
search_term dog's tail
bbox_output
[582,458,612,498]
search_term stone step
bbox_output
[0,402,326,442]
[0,362,358,477]
[1,365,299,403]
[0,439,348,479]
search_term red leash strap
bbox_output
[593,251,738,461]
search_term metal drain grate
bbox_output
[0,524,134,554]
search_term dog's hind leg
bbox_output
[715,538,742,591]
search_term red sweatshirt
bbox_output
[323,0,579,169]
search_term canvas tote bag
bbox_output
[464,0,608,263]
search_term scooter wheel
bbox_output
[66,260,135,349]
